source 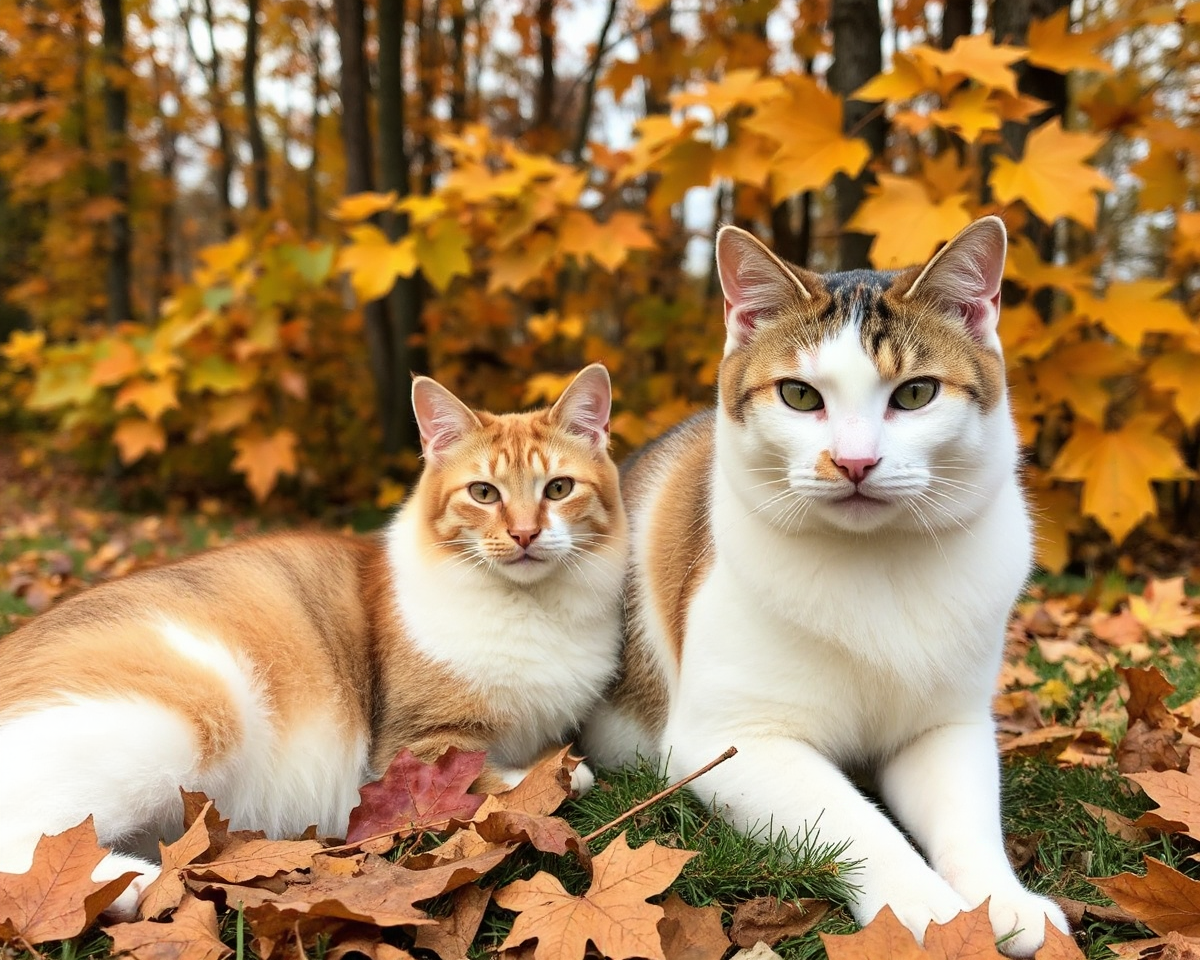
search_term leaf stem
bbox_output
[581,746,738,845]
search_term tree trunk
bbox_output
[532,0,556,149]
[571,0,618,162]
[243,0,270,211]
[100,0,133,325]
[450,1,469,122]
[201,0,235,236]
[379,0,424,454]
[940,0,972,48]
[336,0,401,455]
[828,0,885,270]
[306,16,323,239]
[152,60,177,320]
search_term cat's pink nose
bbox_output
[833,456,879,483]
[509,528,541,548]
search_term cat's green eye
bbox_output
[544,477,574,500]
[468,482,500,504]
[890,378,939,411]
[779,380,824,412]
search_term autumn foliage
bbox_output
[2,2,1200,567]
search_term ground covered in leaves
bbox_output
[7,457,1200,960]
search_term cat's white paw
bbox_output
[987,887,1070,958]
[569,760,595,797]
[92,852,160,921]
[857,872,970,945]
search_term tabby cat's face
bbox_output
[411,366,624,584]
[716,217,1015,536]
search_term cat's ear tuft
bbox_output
[550,364,611,448]
[411,377,482,461]
[715,226,810,353]
[905,216,1007,341]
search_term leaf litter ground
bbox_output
[8,464,1200,958]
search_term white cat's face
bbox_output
[729,323,1012,535]
[714,217,1016,537]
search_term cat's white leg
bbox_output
[0,697,203,916]
[580,703,661,771]
[492,759,595,797]
[91,852,161,921]
[878,719,1069,957]
[669,732,969,941]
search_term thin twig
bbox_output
[581,746,738,844]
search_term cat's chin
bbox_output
[493,555,559,584]
[810,493,904,533]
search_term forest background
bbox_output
[2,0,1198,575]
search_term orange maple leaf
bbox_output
[1129,578,1200,641]
[853,52,941,102]
[913,35,1027,94]
[929,86,1003,142]
[114,377,179,421]
[1026,9,1116,75]
[231,429,299,503]
[1091,857,1200,937]
[989,119,1113,228]
[336,224,417,302]
[113,418,166,465]
[1050,415,1195,542]
[1070,280,1193,347]
[494,832,696,960]
[1147,352,1200,425]
[844,174,972,268]
[106,895,231,960]
[0,817,138,945]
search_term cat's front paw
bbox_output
[92,853,160,921]
[569,759,595,797]
[857,873,970,945]
[987,888,1070,957]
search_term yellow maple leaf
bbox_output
[912,35,1027,94]
[2,329,46,367]
[1148,352,1200,425]
[113,418,166,465]
[845,174,972,267]
[115,377,179,421]
[415,218,472,293]
[329,191,400,222]
[853,52,940,102]
[88,339,141,388]
[744,76,870,202]
[1132,143,1190,211]
[232,429,298,503]
[671,69,783,117]
[711,131,777,187]
[1072,280,1193,347]
[523,372,577,406]
[590,211,657,272]
[1026,9,1116,75]
[1031,338,1137,423]
[928,86,1002,142]
[989,119,1113,228]
[337,224,417,302]
[395,195,447,226]
[1051,414,1194,542]
[487,231,556,293]
[197,235,251,277]
[1004,235,1093,292]
[1129,577,1200,640]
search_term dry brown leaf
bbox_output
[412,884,493,960]
[402,830,496,870]
[1128,769,1200,843]
[1107,931,1200,958]
[658,893,731,960]
[0,817,138,944]
[184,878,282,911]
[493,746,578,817]
[820,905,927,959]
[1052,895,1140,928]
[729,896,829,948]
[1091,858,1200,936]
[1119,667,1188,774]
[139,800,217,918]
[104,894,231,960]
[326,937,416,960]
[921,901,1004,959]
[191,837,323,884]
[1035,920,1088,959]
[472,811,590,867]
[1080,803,1153,843]
[494,832,697,960]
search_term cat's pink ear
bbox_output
[715,226,810,352]
[904,216,1007,340]
[549,364,611,448]
[411,377,482,461]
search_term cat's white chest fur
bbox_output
[387,513,623,767]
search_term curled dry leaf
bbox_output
[1080,803,1153,844]
[1091,857,1200,937]
[1105,931,1200,958]
[729,896,829,948]
[493,746,578,817]
[104,894,231,960]
[658,892,731,960]
[472,811,591,868]
[139,800,217,918]
[190,837,323,884]
[346,747,487,846]
[0,816,138,944]
[494,832,697,960]
[412,884,493,960]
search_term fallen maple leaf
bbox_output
[1127,768,1200,841]
[412,884,493,960]
[820,904,926,960]
[1131,579,1200,641]
[472,811,590,866]
[140,799,218,918]
[493,746,578,817]
[191,837,323,884]
[729,896,829,948]
[658,893,730,960]
[346,747,487,846]
[105,894,231,960]
[0,817,138,944]
[1118,666,1188,774]
[1105,931,1200,958]
[1091,858,1200,937]
[494,832,697,960]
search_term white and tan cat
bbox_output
[582,218,1069,956]
[0,364,627,919]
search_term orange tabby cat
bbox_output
[0,364,627,920]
